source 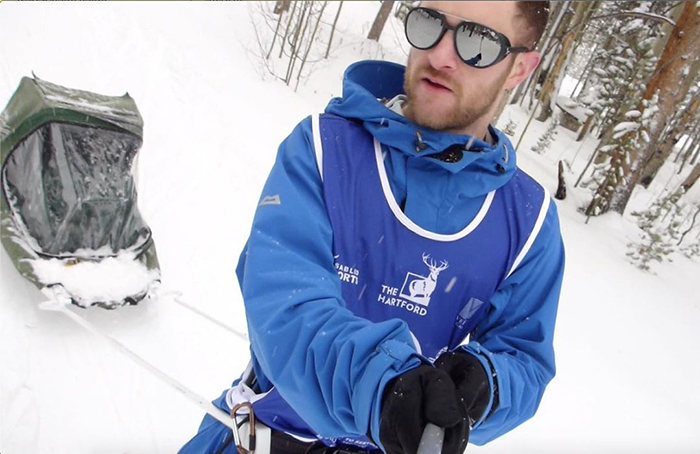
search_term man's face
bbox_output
[403,1,525,134]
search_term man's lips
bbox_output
[422,77,452,92]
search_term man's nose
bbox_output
[427,30,459,72]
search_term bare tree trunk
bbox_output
[274,0,291,15]
[516,64,541,107]
[509,0,570,106]
[690,142,700,167]
[677,117,700,176]
[536,1,597,122]
[678,140,697,174]
[555,161,567,200]
[675,120,699,164]
[296,2,328,91]
[576,113,595,142]
[325,1,343,59]
[285,1,311,84]
[368,1,395,41]
[680,163,700,192]
[279,1,299,59]
[267,3,287,59]
[575,144,601,188]
[640,87,700,187]
[515,102,540,152]
[650,1,685,59]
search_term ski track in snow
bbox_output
[1,2,700,453]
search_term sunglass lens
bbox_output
[406,8,444,49]
[455,23,503,68]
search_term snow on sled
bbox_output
[0,75,160,309]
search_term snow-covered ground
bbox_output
[1,2,699,453]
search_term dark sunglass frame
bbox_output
[404,7,531,69]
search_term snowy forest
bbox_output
[1,1,699,453]
[253,0,700,270]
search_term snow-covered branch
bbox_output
[589,11,677,27]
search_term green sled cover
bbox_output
[1,75,160,308]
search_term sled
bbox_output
[0,75,160,308]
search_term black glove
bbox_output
[378,365,469,454]
[434,351,491,428]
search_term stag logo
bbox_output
[399,254,449,306]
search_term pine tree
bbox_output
[679,206,700,259]
[627,189,684,271]
[627,189,700,271]
[502,118,518,137]
[586,1,700,217]
[586,95,660,218]
[574,2,661,197]
[531,119,559,154]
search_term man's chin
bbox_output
[409,106,459,131]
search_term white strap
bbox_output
[311,114,324,182]
[505,189,551,279]
[226,381,272,411]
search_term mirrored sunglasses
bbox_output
[404,7,531,69]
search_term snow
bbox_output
[1,2,700,454]
[612,121,641,138]
[43,94,136,117]
[29,253,159,307]
[555,95,590,122]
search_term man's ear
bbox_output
[504,51,541,91]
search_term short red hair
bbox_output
[515,1,551,48]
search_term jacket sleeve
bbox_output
[236,116,423,445]
[459,200,565,445]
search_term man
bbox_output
[181,2,563,453]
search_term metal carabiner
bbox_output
[231,402,256,454]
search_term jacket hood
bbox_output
[325,60,517,196]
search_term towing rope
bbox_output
[39,295,238,431]
[163,290,248,342]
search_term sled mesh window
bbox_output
[2,122,150,257]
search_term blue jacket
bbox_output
[236,60,564,448]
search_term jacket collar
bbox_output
[324,60,516,183]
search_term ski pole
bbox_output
[417,423,445,454]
